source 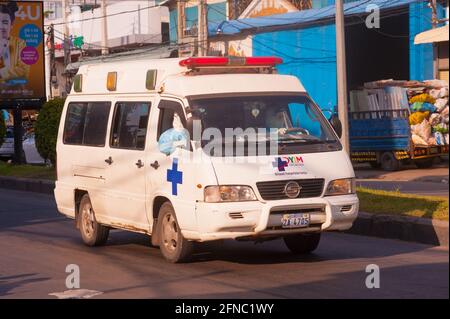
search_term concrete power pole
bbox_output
[101,0,109,55]
[62,0,71,94]
[177,0,186,54]
[335,0,350,154]
[430,0,439,78]
[198,0,208,56]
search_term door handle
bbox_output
[150,160,160,170]
[105,156,113,165]
[136,160,144,168]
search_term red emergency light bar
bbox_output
[179,56,283,68]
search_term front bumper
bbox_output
[185,194,359,242]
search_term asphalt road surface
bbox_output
[355,165,449,197]
[0,189,448,299]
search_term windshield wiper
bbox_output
[278,139,337,145]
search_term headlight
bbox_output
[325,178,356,196]
[204,185,257,203]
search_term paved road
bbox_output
[0,189,448,299]
[355,164,449,197]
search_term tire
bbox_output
[380,152,400,171]
[283,233,321,254]
[156,202,193,263]
[369,161,381,169]
[78,194,109,246]
[415,158,434,169]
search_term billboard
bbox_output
[0,1,45,108]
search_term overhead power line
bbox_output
[44,3,160,27]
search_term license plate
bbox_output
[281,213,310,229]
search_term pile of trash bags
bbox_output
[409,84,449,146]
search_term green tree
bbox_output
[0,111,6,148]
[35,98,65,165]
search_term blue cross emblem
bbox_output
[272,157,289,172]
[167,158,183,196]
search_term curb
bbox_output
[0,176,55,195]
[346,212,449,247]
[0,176,448,247]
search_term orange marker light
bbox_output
[107,72,117,91]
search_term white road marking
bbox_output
[49,289,103,299]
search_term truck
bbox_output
[349,109,449,171]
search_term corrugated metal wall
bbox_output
[409,2,434,81]
[252,1,443,111]
[253,25,337,112]
[409,1,447,81]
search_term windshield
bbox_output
[189,94,341,156]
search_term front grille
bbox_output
[256,179,325,200]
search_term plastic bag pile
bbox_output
[409,84,449,146]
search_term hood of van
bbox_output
[209,151,355,195]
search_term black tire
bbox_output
[284,233,321,254]
[380,152,400,171]
[156,202,193,263]
[78,194,109,246]
[414,158,434,169]
[369,161,381,169]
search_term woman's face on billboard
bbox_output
[0,11,11,43]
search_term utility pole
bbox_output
[430,0,439,78]
[48,24,56,99]
[335,0,349,153]
[101,0,109,55]
[177,0,186,55]
[62,0,71,94]
[198,0,208,56]
[12,105,24,164]
[430,0,439,27]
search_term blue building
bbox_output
[163,0,447,111]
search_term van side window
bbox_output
[63,102,111,146]
[157,100,186,139]
[110,102,151,150]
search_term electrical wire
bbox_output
[44,2,160,27]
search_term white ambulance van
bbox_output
[55,56,359,263]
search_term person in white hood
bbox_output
[158,112,189,155]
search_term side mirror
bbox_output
[329,114,343,139]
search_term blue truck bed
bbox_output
[349,109,449,168]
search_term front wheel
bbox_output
[380,152,401,171]
[284,233,321,254]
[156,202,193,263]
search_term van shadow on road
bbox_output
[103,229,437,266]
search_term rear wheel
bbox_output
[380,152,400,171]
[283,233,321,254]
[79,194,109,246]
[369,161,381,169]
[156,202,193,263]
[414,158,434,169]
